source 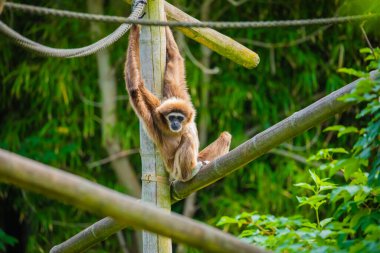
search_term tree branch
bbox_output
[171,71,379,202]
[0,149,267,253]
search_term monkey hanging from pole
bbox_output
[125,24,231,182]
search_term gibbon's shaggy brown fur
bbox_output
[125,25,231,182]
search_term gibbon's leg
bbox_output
[198,132,232,162]
[163,27,190,100]
[125,25,160,138]
[173,134,198,181]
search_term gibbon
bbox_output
[125,25,231,182]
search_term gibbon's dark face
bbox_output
[166,112,185,133]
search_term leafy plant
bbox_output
[294,170,336,228]
[1,0,379,251]
[217,48,380,252]
[0,229,18,252]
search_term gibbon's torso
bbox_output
[158,121,199,172]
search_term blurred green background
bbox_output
[0,0,379,252]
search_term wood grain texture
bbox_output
[0,149,268,253]
[164,2,260,69]
[139,0,172,252]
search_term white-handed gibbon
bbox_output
[125,25,231,182]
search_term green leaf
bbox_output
[236,212,253,220]
[294,182,315,192]
[338,68,369,78]
[319,229,335,239]
[328,148,350,154]
[309,170,321,185]
[338,79,376,103]
[350,171,368,185]
[359,47,373,54]
[302,221,317,229]
[324,125,359,137]
[324,125,345,132]
[334,158,368,180]
[239,229,255,238]
[320,218,333,228]
[216,216,239,226]
[330,185,371,202]
[297,195,327,208]
[315,200,327,209]
[319,184,337,192]
[337,127,359,137]
[0,229,18,248]
[308,148,349,161]
[296,196,308,206]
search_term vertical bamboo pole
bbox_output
[139,0,171,252]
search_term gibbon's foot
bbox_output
[220,131,232,142]
[191,161,202,177]
[191,160,210,178]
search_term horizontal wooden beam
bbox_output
[164,2,260,68]
[125,0,260,68]
[0,149,267,253]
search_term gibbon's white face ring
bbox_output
[170,126,182,133]
[166,112,185,133]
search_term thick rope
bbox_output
[0,2,146,58]
[3,2,380,28]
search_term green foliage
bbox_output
[217,49,380,252]
[1,0,379,252]
[0,229,18,252]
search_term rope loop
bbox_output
[2,2,379,28]
[0,1,147,58]
[1,2,379,58]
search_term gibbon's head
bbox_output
[156,98,195,134]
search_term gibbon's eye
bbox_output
[177,115,184,122]
[168,115,175,121]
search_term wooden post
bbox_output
[139,0,171,252]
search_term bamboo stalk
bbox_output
[0,149,267,253]
[124,0,259,68]
[139,0,172,252]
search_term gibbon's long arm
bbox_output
[163,27,190,101]
[125,25,160,139]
